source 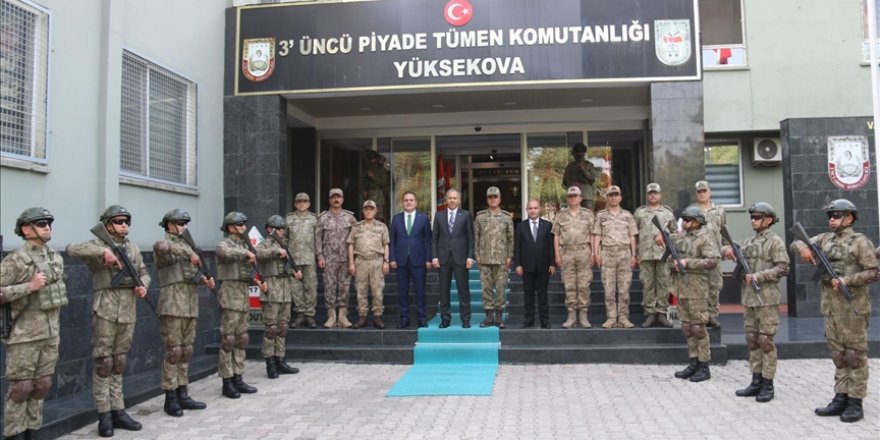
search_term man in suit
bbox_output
[514,199,556,328]
[432,188,474,328]
[389,191,433,328]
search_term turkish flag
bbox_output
[715,48,732,65]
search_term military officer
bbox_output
[658,205,719,383]
[285,192,319,328]
[256,215,301,379]
[152,209,213,417]
[67,205,149,437]
[694,180,726,327]
[633,183,675,328]
[562,143,600,209]
[317,188,358,329]
[722,202,789,403]
[474,186,514,328]
[552,186,596,329]
[1,208,66,440]
[791,199,878,423]
[592,185,638,329]
[347,200,390,329]
[214,212,261,398]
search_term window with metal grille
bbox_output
[120,51,197,186]
[704,141,742,206]
[0,0,50,161]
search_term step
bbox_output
[414,342,500,364]
[418,326,500,343]
[500,343,728,364]
[500,326,721,346]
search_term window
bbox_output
[0,0,49,161]
[704,141,742,206]
[863,0,880,61]
[120,51,197,186]
[699,0,747,68]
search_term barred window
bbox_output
[704,141,742,206]
[0,0,50,160]
[120,51,197,186]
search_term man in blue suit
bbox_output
[432,189,474,328]
[389,191,433,328]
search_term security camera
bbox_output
[474,126,482,132]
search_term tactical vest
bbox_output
[258,259,289,278]
[821,233,860,278]
[216,261,252,281]
[157,260,199,287]
[90,265,138,291]
[34,258,67,310]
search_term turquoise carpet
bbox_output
[387,269,503,396]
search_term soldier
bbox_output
[694,180,726,327]
[214,212,261,398]
[562,143,600,209]
[592,185,638,329]
[346,200,390,329]
[634,183,676,328]
[658,205,719,383]
[152,209,213,417]
[256,215,301,379]
[317,188,358,329]
[1,208,66,440]
[284,193,319,328]
[474,186,514,328]
[552,186,596,329]
[791,199,878,423]
[722,202,789,403]
[67,205,149,437]
[363,151,390,223]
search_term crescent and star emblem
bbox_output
[444,0,473,26]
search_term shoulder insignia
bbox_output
[662,205,674,213]
[317,211,329,218]
[500,210,512,217]
[343,209,355,216]
[476,210,488,216]
[353,220,365,226]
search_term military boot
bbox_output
[265,357,278,379]
[323,309,337,329]
[689,362,711,382]
[337,309,353,329]
[222,377,240,399]
[656,313,673,328]
[304,316,317,328]
[815,393,848,416]
[756,378,774,402]
[4,431,27,440]
[355,315,369,329]
[163,390,183,417]
[578,309,592,328]
[479,310,495,327]
[495,310,505,329]
[618,315,634,328]
[111,410,142,431]
[707,316,720,328]
[293,315,306,328]
[641,313,656,328]
[97,412,114,437]
[674,358,698,379]
[735,373,763,397]
[373,315,385,329]
[561,309,577,329]
[176,385,207,410]
[233,374,257,394]
[840,397,864,423]
[275,356,300,374]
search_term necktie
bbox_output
[406,213,412,235]
[531,221,538,241]
[448,210,455,233]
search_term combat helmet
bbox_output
[748,202,778,225]
[265,215,286,229]
[823,199,858,221]
[571,142,587,155]
[159,209,191,228]
[680,205,707,225]
[221,211,248,231]
[15,207,54,237]
[100,205,131,224]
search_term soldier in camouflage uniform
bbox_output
[285,193,319,328]
[722,202,789,403]
[694,180,726,327]
[317,188,358,329]
[256,215,301,379]
[562,143,600,210]
[363,151,390,223]
[791,199,879,423]
[634,183,675,328]
[67,205,149,437]
[474,186,514,329]
[214,212,261,399]
[346,200,390,329]
[659,205,719,383]
[1,208,66,440]
[153,209,213,417]
[592,186,638,329]
[552,186,596,329]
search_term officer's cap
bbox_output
[646,183,662,193]
[566,186,582,196]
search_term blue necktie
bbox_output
[448,210,455,233]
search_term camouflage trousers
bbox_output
[561,247,592,311]
[743,305,779,379]
[262,301,291,358]
[160,316,197,390]
[600,247,633,320]
[825,312,870,399]
[678,298,710,362]
[292,265,318,317]
[707,266,722,318]
[479,264,509,310]
[3,336,58,437]
[218,309,248,378]
[323,260,352,308]
[355,257,385,316]
[92,315,134,412]
[639,259,670,315]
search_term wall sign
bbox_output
[828,136,871,190]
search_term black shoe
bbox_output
[461,320,471,329]
[222,377,240,399]
[540,321,551,329]
[233,374,257,394]
[439,319,451,329]
[275,356,300,374]
[815,393,848,416]
[5,431,27,440]
[418,320,428,328]
[689,362,711,382]
[97,412,113,438]
[840,397,864,423]
[521,319,535,328]
[111,410,142,431]
[265,357,278,379]
[304,316,317,328]
[163,390,183,417]
[735,373,763,397]
[674,358,698,379]
[397,320,410,329]
[756,378,774,402]
[176,385,206,410]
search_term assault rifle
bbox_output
[179,228,218,294]
[271,234,298,275]
[789,222,857,315]
[89,223,158,316]
[237,231,264,285]
[1,234,12,339]
[719,225,764,306]
[652,216,686,275]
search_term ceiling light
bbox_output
[579,98,594,103]
[359,107,373,112]
[431,103,445,109]
[503,101,517,106]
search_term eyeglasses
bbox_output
[32,220,53,228]
[110,218,130,226]
[681,217,694,223]
[749,214,765,221]
[269,226,285,231]
[174,220,190,227]
[234,222,247,227]
[827,212,846,220]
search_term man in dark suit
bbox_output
[431,188,474,328]
[389,191,433,328]
[514,199,556,328]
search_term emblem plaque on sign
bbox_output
[654,19,691,66]
[242,38,276,82]
[828,136,870,190]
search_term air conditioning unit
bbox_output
[752,138,782,166]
